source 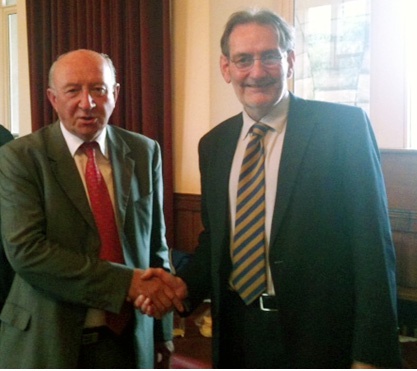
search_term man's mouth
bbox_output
[79,116,97,123]
[244,80,276,89]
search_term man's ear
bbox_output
[286,50,296,79]
[46,88,58,111]
[220,54,232,83]
[113,83,121,102]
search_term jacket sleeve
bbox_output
[342,109,401,367]
[148,139,173,341]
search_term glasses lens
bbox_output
[232,53,283,69]
[234,56,253,69]
[262,55,282,67]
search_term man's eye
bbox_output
[236,56,252,64]
[65,88,80,95]
[91,87,107,96]
[264,54,277,61]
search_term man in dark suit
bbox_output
[0,49,185,368]
[0,125,14,310]
[0,125,13,145]
[141,8,401,368]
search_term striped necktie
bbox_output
[231,123,269,305]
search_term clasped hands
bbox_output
[128,268,187,319]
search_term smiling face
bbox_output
[47,50,120,142]
[220,23,295,121]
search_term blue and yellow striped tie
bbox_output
[231,123,269,305]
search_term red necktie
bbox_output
[82,142,131,334]
[82,142,124,263]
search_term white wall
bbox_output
[17,0,31,136]
[172,0,210,195]
[369,0,407,148]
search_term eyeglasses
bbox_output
[231,53,284,70]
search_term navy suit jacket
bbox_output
[179,94,401,368]
[0,125,13,146]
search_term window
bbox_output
[403,1,417,148]
[0,0,18,136]
[294,0,416,149]
[295,0,370,112]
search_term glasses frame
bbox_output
[230,53,285,71]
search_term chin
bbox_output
[247,100,276,111]
[245,93,277,105]
[76,128,100,141]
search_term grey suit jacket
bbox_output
[0,122,172,368]
[179,93,401,368]
[0,125,14,309]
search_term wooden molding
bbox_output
[173,193,202,253]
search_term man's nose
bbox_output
[249,59,269,77]
[78,89,96,110]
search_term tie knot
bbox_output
[80,141,99,157]
[250,123,269,139]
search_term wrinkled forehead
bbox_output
[51,51,115,87]
[228,23,282,55]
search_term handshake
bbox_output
[127,268,188,319]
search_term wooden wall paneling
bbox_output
[380,149,417,300]
[173,193,203,253]
[381,149,417,211]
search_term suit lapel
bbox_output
[270,95,318,247]
[46,122,95,229]
[106,126,134,230]
[208,115,242,262]
[213,121,242,211]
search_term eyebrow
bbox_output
[61,82,107,89]
[231,49,282,57]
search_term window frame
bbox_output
[0,2,17,133]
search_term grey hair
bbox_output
[220,8,295,57]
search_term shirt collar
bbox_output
[242,91,290,138]
[60,122,108,158]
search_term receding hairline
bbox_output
[48,49,117,89]
[220,8,295,57]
